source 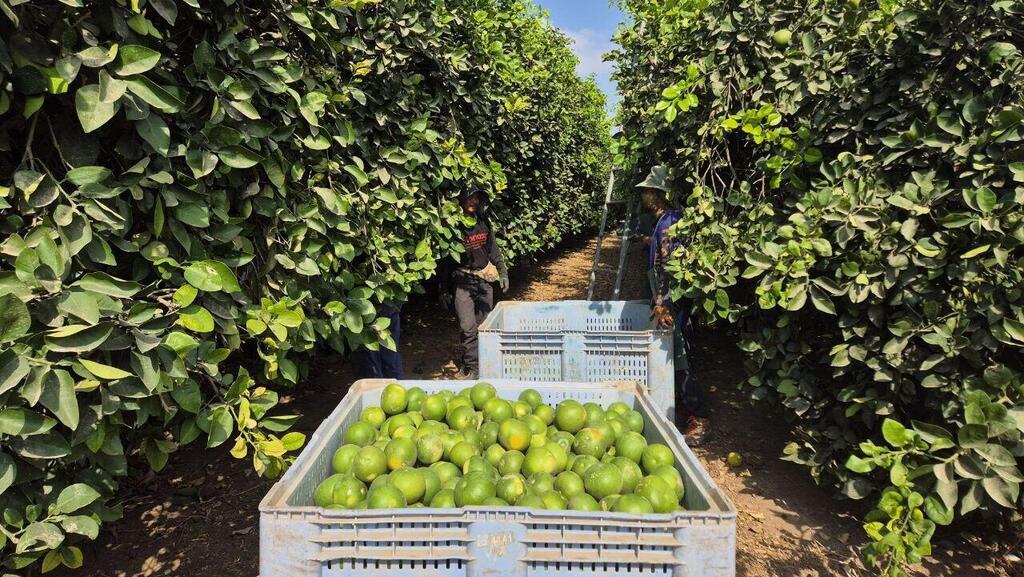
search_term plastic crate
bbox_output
[259,379,735,577]
[478,301,676,419]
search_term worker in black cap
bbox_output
[438,187,509,380]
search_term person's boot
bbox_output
[453,368,478,380]
[683,415,710,446]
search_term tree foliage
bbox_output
[612,0,1023,573]
[0,0,609,571]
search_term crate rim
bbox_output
[478,300,673,335]
[259,378,736,522]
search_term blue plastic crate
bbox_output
[478,301,677,420]
[258,379,735,577]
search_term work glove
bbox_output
[499,271,509,293]
[439,290,454,312]
[652,304,674,329]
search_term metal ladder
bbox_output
[587,170,640,301]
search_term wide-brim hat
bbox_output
[459,186,488,203]
[635,165,670,192]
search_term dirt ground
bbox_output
[59,234,1019,577]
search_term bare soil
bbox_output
[58,234,1018,577]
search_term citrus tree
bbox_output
[0,0,609,571]
[612,0,1023,574]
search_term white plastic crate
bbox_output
[259,379,735,577]
[478,301,676,419]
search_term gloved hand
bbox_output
[652,304,674,328]
[439,290,454,312]
[499,271,509,293]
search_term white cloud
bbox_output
[563,28,614,77]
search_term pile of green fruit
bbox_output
[313,383,687,513]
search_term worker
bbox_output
[438,187,509,380]
[637,165,709,444]
[350,305,403,380]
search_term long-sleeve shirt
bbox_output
[649,209,683,307]
[439,217,506,287]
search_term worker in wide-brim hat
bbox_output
[636,165,710,444]
[438,186,509,380]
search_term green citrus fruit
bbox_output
[380,383,408,415]
[406,387,427,411]
[332,444,360,474]
[571,454,599,477]
[421,467,441,504]
[611,456,644,494]
[527,472,555,494]
[482,496,507,506]
[583,403,606,426]
[440,431,462,456]
[446,396,472,416]
[352,446,387,482]
[498,450,525,475]
[532,404,555,425]
[314,474,348,507]
[483,398,514,423]
[367,484,407,509]
[550,431,574,451]
[461,429,481,448]
[523,446,559,476]
[469,382,497,409]
[415,420,448,440]
[344,421,377,446]
[421,394,448,421]
[636,475,676,513]
[606,418,625,440]
[498,419,532,451]
[613,494,654,514]
[430,488,456,508]
[555,400,587,433]
[555,471,585,497]
[479,421,499,447]
[385,438,417,470]
[608,401,630,417]
[522,414,546,436]
[583,462,623,499]
[448,441,480,468]
[416,434,444,465]
[773,29,792,47]
[463,455,496,478]
[642,443,675,474]
[455,473,496,506]
[615,431,647,463]
[518,388,543,408]
[727,452,743,468]
[447,405,477,431]
[568,494,601,511]
[540,490,566,510]
[497,474,527,503]
[369,473,390,490]
[360,406,386,429]
[573,427,608,458]
[508,401,527,419]
[392,425,416,439]
[408,413,423,427]
[544,442,568,472]
[485,443,506,467]
[430,461,461,485]
[516,494,546,508]
[530,433,547,448]
[652,464,684,500]
[390,467,426,504]
[442,476,460,491]
[600,494,621,511]
[386,414,414,436]
[624,410,645,433]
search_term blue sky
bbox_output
[535,0,624,115]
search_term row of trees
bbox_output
[0,0,610,571]
[611,0,1022,574]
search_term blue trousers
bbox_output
[674,305,708,418]
[351,307,403,380]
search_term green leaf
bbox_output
[177,305,215,333]
[163,331,199,355]
[0,350,30,395]
[79,359,131,380]
[40,370,79,429]
[125,77,183,112]
[924,494,953,526]
[186,149,219,178]
[344,164,370,187]
[57,291,100,325]
[74,273,140,298]
[65,166,112,186]
[982,475,1018,508]
[171,380,202,413]
[136,114,170,156]
[75,85,119,133]
[0,293,31,342]
[11,433,71,459]
[845,454,876,473]
[16,522,63,554]
[77,45,118,67]
[975,187,997,212]
[218,146,262,168]
[976,444,1017,467]
[45,323,112,353]
[1003,318,1024,343]
[173,284,198,307]
[207,406,233,448]
[0,451,16,496]
[60,516,99,540]
[53,483,100,514]
[115,45,161,76]
[882,418,911,447]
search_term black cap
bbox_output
[459,187,487,203]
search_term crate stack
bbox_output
[478,300,677,421]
